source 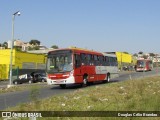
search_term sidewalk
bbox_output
[0,80,9,89]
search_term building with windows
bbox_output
[153,54,160,67]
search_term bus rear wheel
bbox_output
[103,74,110,83]
[106,75,110,83]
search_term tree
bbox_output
[2,42,8,49]
[29,40,40,46]
[138,51,143,54]
[28,46,40,51]
[34,46,40,50]
[51,45,59,49]
[133,53,138,57]
[123,52,129,54]
[143,55,148,59]
[14,46,22,51]
[149,53,155,57]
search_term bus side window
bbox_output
[97,55,101,65]
[105,56,110,66]
[86,54,92,65]
[75,54,81,68]
[110,57,114,66]
[80,53,86,65]
[101,56,104,66]
[91,54,94,65]
[94,55,98,65]
[110,57,117,66]
[114,57,118,66]
[102,56,105,65]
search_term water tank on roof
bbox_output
[7,40,12,48]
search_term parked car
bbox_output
[31,73,47,83]
[13,74,33,85]
[13,72,47,85]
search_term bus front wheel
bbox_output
[81,75,88,87]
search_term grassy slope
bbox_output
[0,84,47,94]
[5,76,160,120]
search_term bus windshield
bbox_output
[137,60,145,67]
[46,52,73,73]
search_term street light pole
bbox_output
[9,11,20,87]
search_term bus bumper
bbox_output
[47,76,75,85]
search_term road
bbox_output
[0,68,160,110]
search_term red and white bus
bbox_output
[136,59,153,72]
[46,47,119,88]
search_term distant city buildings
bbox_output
[2,39,53,53]
[0,47,5,49]
[1,39,160,61]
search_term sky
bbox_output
[0,0,160,54]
